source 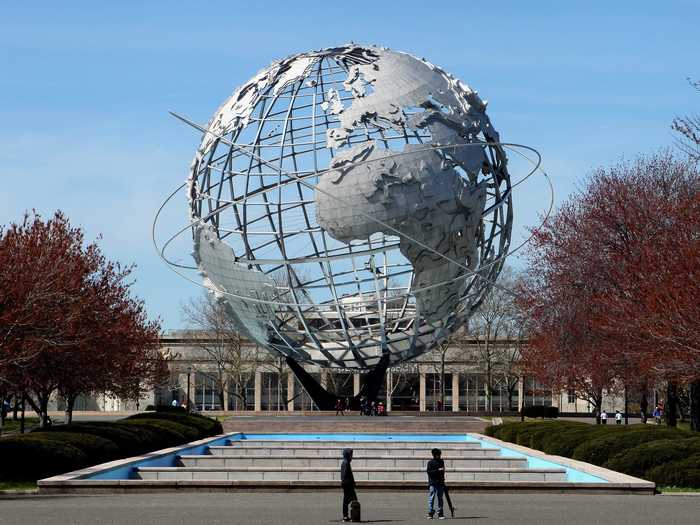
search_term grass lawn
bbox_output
[0,481,37,491]
[660,486,700,493]
[1,417,40,434]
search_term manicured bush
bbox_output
[540,425,615,457]
[572,426,690,466]
[605,438,700,478]
[126,412,222,438]
[646,454,700,488]
[36,423,149,456]
[30,432,119,465]
[118,419,193,447]
[0,436,87,481]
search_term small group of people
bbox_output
[334,397,386,416]
[599,409,623,424]
[340,447,453,522]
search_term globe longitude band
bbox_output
[154,45,551,383]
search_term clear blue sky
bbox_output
[1,1,698,330]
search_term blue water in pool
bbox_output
[86,433,607,483]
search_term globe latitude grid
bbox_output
[185,44,512,370]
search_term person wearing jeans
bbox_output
[426,448,446,519]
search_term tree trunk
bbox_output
[20,394,26,433]
[624,387,629,425]
[64,394,76,425]
[666,381,678,427]
[689,380,700,432]
[39,394,50,428]
[594,393,602,424]
[640,391,648,424]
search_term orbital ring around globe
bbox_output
[154,44,554,369]
[154,141,551,297]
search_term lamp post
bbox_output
[186,366,192,413]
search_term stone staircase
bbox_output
[134,439,567,484]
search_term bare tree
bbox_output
[466,267,520,411]
[182,293,261,411]
[672,78,700,161]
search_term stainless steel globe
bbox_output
[186,44,512,370]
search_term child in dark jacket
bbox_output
[426,448,445,519]
[341,448,357,522]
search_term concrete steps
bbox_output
[132,438,567,484]
[136,466,566,482]
[208,446,502,458]
[177,454,527,469]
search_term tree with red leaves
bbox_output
[0,211,162,428]
[519,153,700,428]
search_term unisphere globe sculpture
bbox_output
[186,44,512,371]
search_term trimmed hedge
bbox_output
[3,411,223,483]
[125,412,223,437]
[646,454,700,488]
[37,422,153,456]
[572,427,689,466]
[486,421,700,488]
[605,437,700,478]
[0,436,88,481]
[30,431,119,465]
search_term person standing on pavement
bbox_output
[615,410,622,425]
[426,448,446,519]
[601,410,608,424]
[341,448,357,522]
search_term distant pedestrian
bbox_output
[345,397,351,415]
[341,448,358,522]
[335,398,345,416]
[426,448,446,519]
[601,410,607,424]
[615,410,622,425]
[171,399,179,408]
[653,406,662,425]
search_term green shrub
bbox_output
[126,412,222,438]
[484,424,498,437]
[646,454,700,488]
[118,419,193,447]
[572,426,690,466]
[605,438,700,478]
[0,436,87,481]
[540,425,616,457]
[30,432,119,465]
[36,423,149,456]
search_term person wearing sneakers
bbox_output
[426,448,446,519]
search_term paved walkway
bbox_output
[0,492,697,524]
[222,414,488,434]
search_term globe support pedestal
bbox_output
[285,353,390,411]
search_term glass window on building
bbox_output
[426,373,452,411]
[261,372,288,411]
[195,372,223,411]
[389,372,419,411]
[567,389,576,404]
[227,375,255,411]
[523,377,553,408]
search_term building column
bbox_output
[353,374,361,396]
[254,371,262,412]
[287,373,295,412]
[223,382,229,412]
[419,372,426,412]
[386,370,392,412]
[320,369,329,391]
[452,373,460,412]
[517,376,524,412]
